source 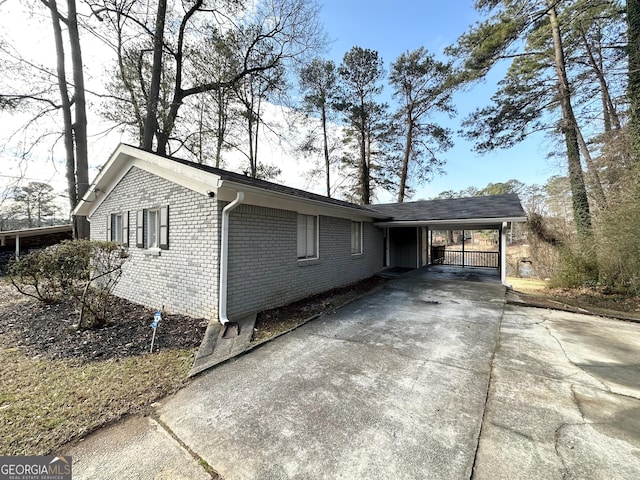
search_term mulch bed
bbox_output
[0,283,208,363]
[1,275,389,362]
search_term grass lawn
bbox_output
[0,275,385,455]
[0,346,194,455]
[506,276,549,294]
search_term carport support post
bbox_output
[15,234,20,260]
[500,222,507,285]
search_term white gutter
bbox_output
[218,191,245,325]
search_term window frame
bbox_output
[136,206,169,250]
[146,208,160,249]
[107,211,129,247]
[351,220,363,255]
[296,214,319,260]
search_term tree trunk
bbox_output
[67,0,89,238]
[575,122,607,210]
[548,3,592,239]
[628,0,640,163]
[115,12,144,143]
[154,0,202,156]
[398,110,414,203]
[142,0,167,151]
[215,88,228,168]
[580,29,621,132]
[359,126,369,204]
[321,105,331,197]
[46,0,77,233]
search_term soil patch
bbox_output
[0,282,207,363]
[508,284,640,321]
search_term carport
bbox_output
[371,194,527,285]
[0,224,73,259]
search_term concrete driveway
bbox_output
[67,267,640,479]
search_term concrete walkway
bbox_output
[65,267,640,479]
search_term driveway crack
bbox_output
[150,414,222,479]
[540,319,612,393]
[469,302,505,479]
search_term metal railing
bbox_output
[431,246,499,268]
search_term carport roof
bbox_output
[368,194,527,228]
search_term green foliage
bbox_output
[389,47,455,201]
[593,168,640,293]
[336,46,389,204]
[551,246,599,288]
[299,58,338,115]
[434,179,524,199]
[9,241,92,304]
[9,182,63,229]
[9,240,128,329]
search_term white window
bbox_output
[147,209,159,248]
[351,221,363,255]
[113,214,123,243]
[107,212,128,246]
[136,206,169,250]
[297,214,318,260]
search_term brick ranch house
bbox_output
[74,143,526,335]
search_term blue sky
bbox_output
[315,0,557,199]
[0,1,559,208]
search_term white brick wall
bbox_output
[91,168,384,321]
[226,204,384,318]
[90,167,219,319]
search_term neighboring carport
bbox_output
[0,224,73,259]
[370,194,527,284]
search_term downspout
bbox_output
[219,191,245,325]
[500,222,508,286]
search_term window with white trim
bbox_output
[147,209,159,248]
[297,214,318,260]
[136,206,169,250]
[351,221,363,255]
[107,211,129,246]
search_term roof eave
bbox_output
[217,180,389,220]
[373,216,528,227]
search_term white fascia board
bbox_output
[217,182,386,222]
[373,216,528,228]
[74,144,220,218]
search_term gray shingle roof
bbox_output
[149,147,525,222]
[160,150,379,215]
[368,194,526,221]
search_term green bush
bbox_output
[9,240,128,329]
[8,243,90,303]
[551,245,599,288]
[594,188,640,294]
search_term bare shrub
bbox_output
[77,242,129,329]
[593,172,640,294]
